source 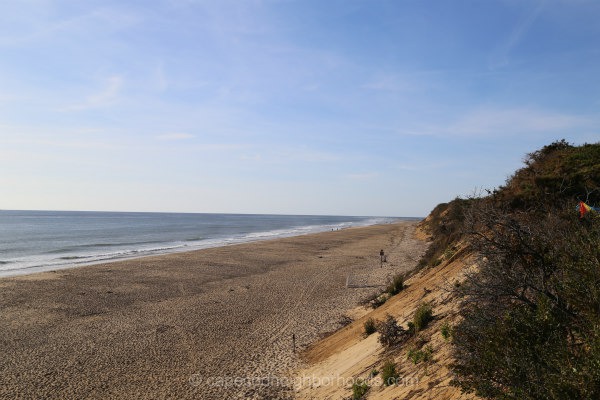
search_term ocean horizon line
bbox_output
[0,209,421,219]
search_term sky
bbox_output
[0,0,599,217]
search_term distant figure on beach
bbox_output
[380,249,385,267]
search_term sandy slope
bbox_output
[294,240,478,400]
[0,221,426,399]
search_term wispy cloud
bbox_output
[241,153,262,162]
[346,172,379,180]
[156,132,195,141]
[0,6,142,47]
[153,62,169,92]
[414,107,594,138]
[448,107,590,136]
[235,146,341,164]
[361,74,418,92]
[64,75,123,111]
[489,0,547,69]
[86,75,123,107]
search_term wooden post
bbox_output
[292,333,296,353]
[380,249,384,268]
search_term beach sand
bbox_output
[0,221,427,399]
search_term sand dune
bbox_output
[294,238,476,400]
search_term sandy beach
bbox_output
[0,221,427,399]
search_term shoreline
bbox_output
[0,217,417,279]
[0,221,428,399]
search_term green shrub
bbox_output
[450,141,600,399]
[351,379,370,399]
[385,274,404,295]
[407,321,415,336]
[417,198,470,268]
[363,317,377,336]
[407,345,433,364]
[412,302,434,332]
[380,359,399,386]
[440,321,452,340]
[443,245,457,260]
[370,294,388,308]
[376,314,403,347]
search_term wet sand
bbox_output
[0,221,427,399]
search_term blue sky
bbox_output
[1,0,598,217]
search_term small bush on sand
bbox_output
[413,302,434,332]
[385,274,404,295]
[408,345,433,364]
[407,321,416,336]
[381,359,399,386]
[440,321,452,340]
[376,314,403,347]
[352,379,370,399]
[363,317,377,337]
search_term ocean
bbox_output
[0,210,408,277]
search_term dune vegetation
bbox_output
[420,140,600,399]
